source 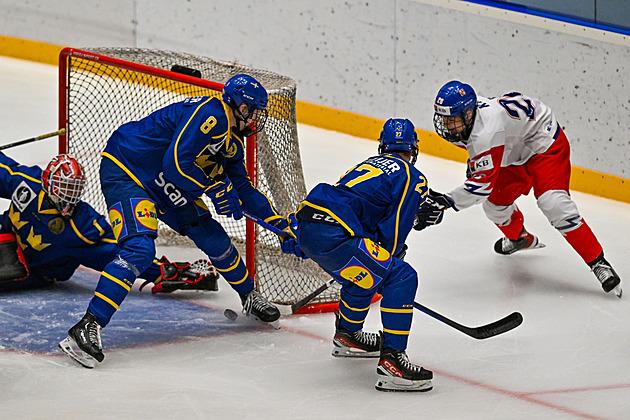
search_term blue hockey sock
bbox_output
[88,260,137,327]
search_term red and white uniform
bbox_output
[447,92,603,264]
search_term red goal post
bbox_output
[58,47,339,313]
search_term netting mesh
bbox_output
[61,47,337,307]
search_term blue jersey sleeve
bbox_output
[162,97,231,199]
[223,133,283,225]
[68,203,118,245]
[0,151,44,199]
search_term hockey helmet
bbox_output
[41,154,86,217]
[378,118,419,164]
[222,74,268,136]
[433,80,477,145]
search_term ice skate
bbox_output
[589,256,622,298]
[241,289,281,329]
[332,310,381,358]
[375,338,433,392]
[494,229,545,255]
[58,311,104,368]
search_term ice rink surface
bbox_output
[1,56,629,419]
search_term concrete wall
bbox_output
[1,0,628,181]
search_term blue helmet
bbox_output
[433,80,477,144]
[222,74,268,136]
[378,118,419,164]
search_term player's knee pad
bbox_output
[182,218,233,259]
[380,261,418,300]
[536,190,581,233]
[117,234,156,275]
[482,201,518,226]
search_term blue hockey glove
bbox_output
[272,214,308,259]
[206,176,243,220]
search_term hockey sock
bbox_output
[337,297,370,332]
[88,260,137,327]
[561,220,603,264]
[496,207,525,240]
[210,244,253,296]
[379,261,416,350]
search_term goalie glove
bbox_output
[271,213,308,259]
[413,189,453,231]
[140,257,220,294]
[206,175,243,220]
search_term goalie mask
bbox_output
[378,118,419,164]
[222,73,269,137]
[433,80,477,146]
[41,154,86,217]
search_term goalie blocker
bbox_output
[0,233,28,283]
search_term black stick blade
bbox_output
[469,312,523,340]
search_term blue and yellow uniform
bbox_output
[295,153,428,350]
[0,152,161,292]
[89,96,283,326]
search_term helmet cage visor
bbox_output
[43,155,85,216]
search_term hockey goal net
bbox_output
[58,47,338,312]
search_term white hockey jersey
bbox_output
[448,92,559,210]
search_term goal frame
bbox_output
[58,47,259,284]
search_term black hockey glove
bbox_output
[413,189,453,231]
[466,158,473,179]
[413,204,444,231]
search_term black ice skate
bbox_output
[332,310,381,358]
[58,311,104,369]
[376,337,433,392]
[494,229,545,255]
[241,289,281,329]
[589,254,622,297]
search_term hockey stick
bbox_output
[241,210,289,239]
[0,128,66,151]
[413,301,523,340]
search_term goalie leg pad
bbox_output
[0,232,29,283]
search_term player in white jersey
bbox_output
[428,80,622,297]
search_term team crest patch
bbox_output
[224,140,238,158]
[359,239,392,270]
[11,181,36,212]
[334,256,382,289]
[108,202,126,241]
[132,198,158,232]
[48,217,65,235]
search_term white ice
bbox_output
[1,56,629,420]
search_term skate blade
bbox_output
[375,376,433,392]
[331,347,380,358]
[58,337,97,369]
[248,314,281,330]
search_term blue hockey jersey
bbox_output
[298,154,428,256]
[102,96,281,223]
[0,152,119,282]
